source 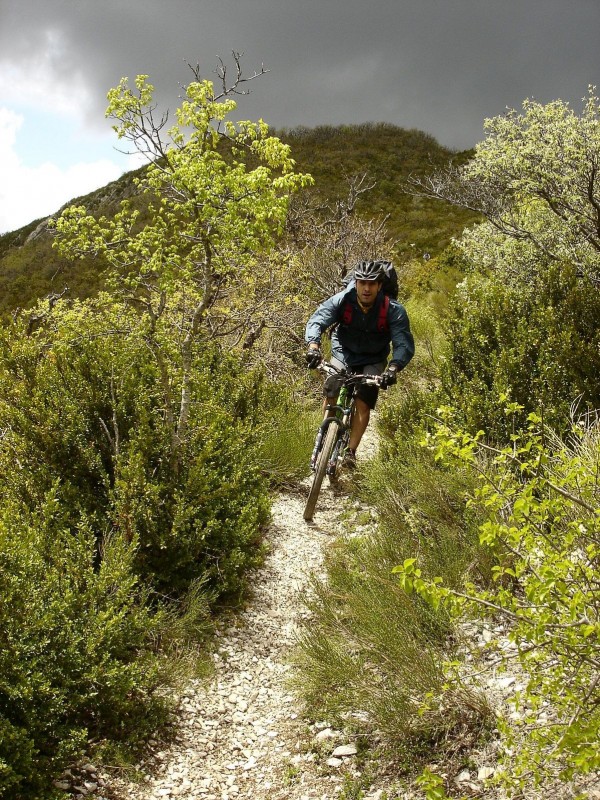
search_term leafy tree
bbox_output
[405,90,600,439]
[408,88,600,285]
[53,56,312,472]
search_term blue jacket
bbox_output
[305,286,415,370]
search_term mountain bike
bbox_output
[303,360,382,521]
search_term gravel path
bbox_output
[103,431,392,800]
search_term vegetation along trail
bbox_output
[104,430,391,800]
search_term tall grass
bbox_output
[257,385,321,489]
[292,500,490,767]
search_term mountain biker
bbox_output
[304,259,415,468]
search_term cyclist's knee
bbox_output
[355,397,370,416]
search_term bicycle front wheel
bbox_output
[303,422,338,521]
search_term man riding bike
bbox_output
[304,259,415,468]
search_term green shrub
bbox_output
[0,493,169,798]
[122,397,270,599]
[409,410,600,793]
[0,300,274,794]
[441,264,600,439]
[0,306,271,601]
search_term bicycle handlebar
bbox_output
[316,360,383,387]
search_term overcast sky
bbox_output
[1,0,598,233]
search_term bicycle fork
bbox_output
[309,426,324,471]
[327,436,344,475]
[310,416,342,472]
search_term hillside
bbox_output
[274,122,477,256]
[0,122,477,316]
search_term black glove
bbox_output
[380,364,399,389]
[305,347,322,369]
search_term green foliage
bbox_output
[375,296,447,444]
[0,300,271,600]
[54,73,311,317]
[441,264,600,439]
[255,386,320,488]
[402,243,470,313]
[458,88,600,284]
[405,409,600,791]
[0,495,168,798]
[364,433,490,592]
[0,293,274,795]
[419,91,600,445]
[51,68,313,480]
[293,526,450,759]
[415,769,452,800]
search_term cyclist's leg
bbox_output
[348,396,371,451]
[348,362,385,451]
[322,357,346,417]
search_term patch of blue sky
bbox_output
[10,104,128,172]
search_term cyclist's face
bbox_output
[356,279,381,308]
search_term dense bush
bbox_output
[0,302,271,600]
[441,264,600,439]
[0,297,279,796]
[0,496,168,797]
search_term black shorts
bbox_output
[323,360,385,411]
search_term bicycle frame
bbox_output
[310,376,355,473]
[304,361,381,521]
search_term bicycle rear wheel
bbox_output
[304,422,338,521]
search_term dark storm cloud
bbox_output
[2,0,599,149]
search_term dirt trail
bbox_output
[104,429,395,800]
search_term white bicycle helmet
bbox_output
[354,260,384,281]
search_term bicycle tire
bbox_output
[304,422,339,521]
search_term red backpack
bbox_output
[340,294,390,333]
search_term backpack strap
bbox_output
[341,299,353,326]
[377,295,390,333]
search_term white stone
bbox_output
[497,676,516,689]
[332,744,358,757]
[315,727,336,741]
[478,766,496,781]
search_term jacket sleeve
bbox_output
[388,301,415,369]
[305,290,346,344]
